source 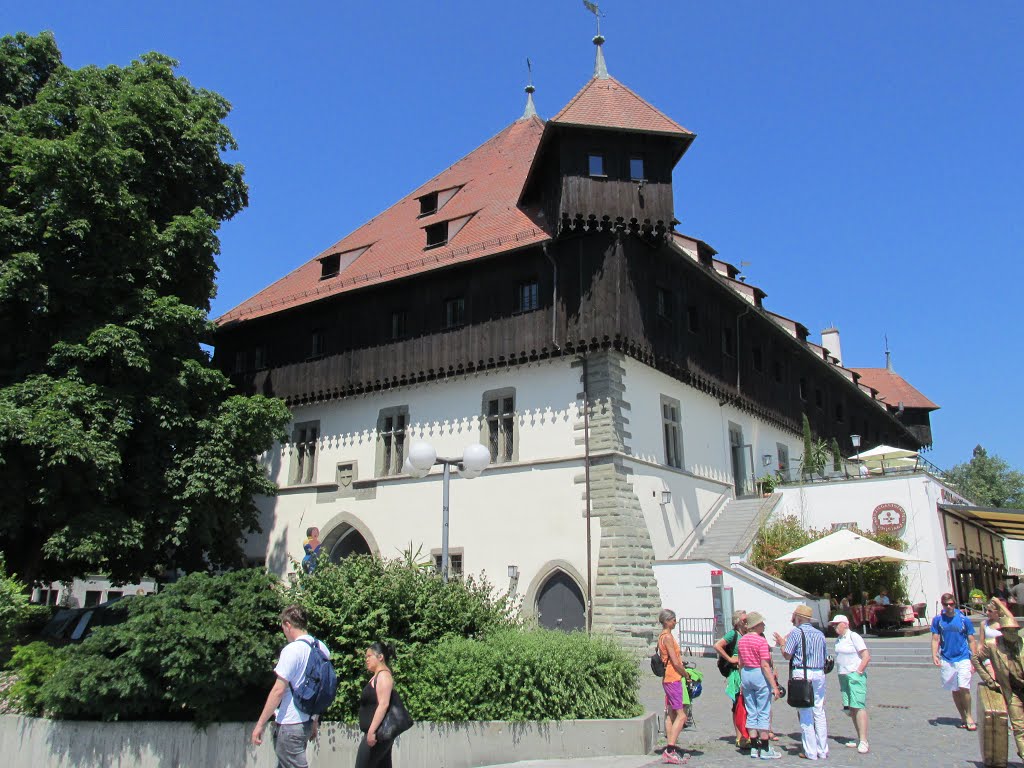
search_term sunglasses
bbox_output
[943,602,955,607]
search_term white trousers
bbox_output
[791,669,828,759]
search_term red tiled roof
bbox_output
[217,116,549,325]
[550,76,693,136]
[850,368,939,411]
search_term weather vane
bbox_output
[583,1,604,37]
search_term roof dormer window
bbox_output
[319,253,341,279]
[419,192,438,217]
[317,246,369,280]
[425,222,448,249]
[417,186,462,218]
[423,213,474,251]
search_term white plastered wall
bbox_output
[619,357,805,559]
[246,358,600,604]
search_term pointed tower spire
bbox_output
[593,34,608,79]
[582,1,609,79]
[521,58,538,119]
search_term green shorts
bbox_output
[840,671,867,709]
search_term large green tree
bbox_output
[0,32,290,584]
[946,445,1024,509]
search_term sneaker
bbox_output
[662,749,682,764]
[750,747,761,759]
[845,741,857,748]
[857,742,869,754]
[759,747,783,760]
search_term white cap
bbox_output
[829,614,849,625]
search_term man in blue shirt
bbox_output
[931,591,978,730]
[775,604,829,760]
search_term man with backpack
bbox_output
[932,591,978,730]
[252,605,336,768]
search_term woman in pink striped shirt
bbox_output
[738,612,782,760]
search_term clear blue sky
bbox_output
[7,1,1022,472]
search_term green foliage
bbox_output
[946,445,1024,508]
[0,556,29,652]
[291,555,521,722]
[830,438,842,472]
[37,569,283,723]
[3,641,61,715]
[0,32,291,583]
[750,516,908,602]
[7,559,642,724]
[404,629,643,722]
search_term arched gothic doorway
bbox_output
[325,524,371,562]
[536,570,586,632]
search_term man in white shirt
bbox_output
[251,605,330,768]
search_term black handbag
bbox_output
[786,626,815,709]
[376,689,414,742]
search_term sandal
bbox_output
[768,732,780,741]
[965,722,978,731]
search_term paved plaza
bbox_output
[484,638,1012,767]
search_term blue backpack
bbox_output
[290,638,338,715]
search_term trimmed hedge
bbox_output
[404,629,643,722]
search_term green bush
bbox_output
[40,568,283,722]
[403,629,642,722]
[3,641,62,715]
[292,554,520,722]
[0,557,31,654]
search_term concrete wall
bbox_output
[0,715,658,768]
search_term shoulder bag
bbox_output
[786,626,815,708]
[375,677,414,742]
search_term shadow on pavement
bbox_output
[928,716,966,728]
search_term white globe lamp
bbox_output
[408,441,437,475]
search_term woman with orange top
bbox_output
[658,609,688,764]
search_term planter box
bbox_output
[0,713,658,768]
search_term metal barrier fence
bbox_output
[676,617,716,653]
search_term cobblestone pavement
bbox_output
[483,638,1012,767]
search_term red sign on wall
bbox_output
[872,503,907,533]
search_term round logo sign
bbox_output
[872,503,907,533]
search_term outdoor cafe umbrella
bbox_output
[776,528,928,633]
[848,445,917,462]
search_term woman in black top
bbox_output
[356,641,396,768]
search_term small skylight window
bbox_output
[588,153,605,177]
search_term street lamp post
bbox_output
[405,441,490,582]
[850,434,862,479]
[946,543,959,606]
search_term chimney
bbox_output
[821,327,842,366]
